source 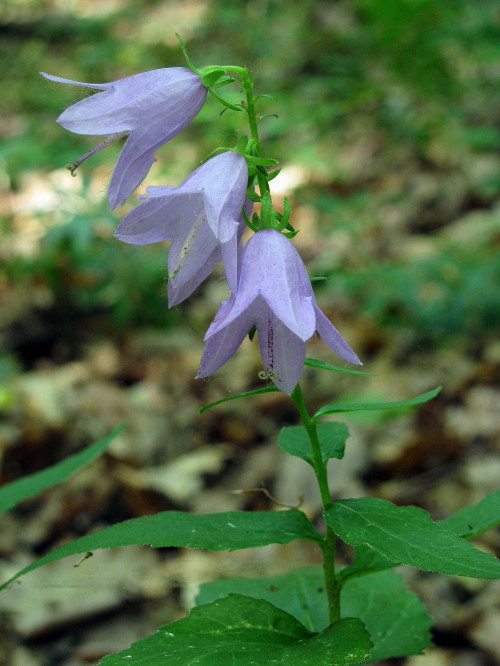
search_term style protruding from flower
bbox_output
[197,228,362,394]
[41,68,207,209]
[114,151,249,305]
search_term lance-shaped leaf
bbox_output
[0,425,123,514]
[0,510,322,590]
[313,387,441,420]
[439,488,500,539]
[326,497,500,579]
[199,385,280,413]
[42,68,207,209]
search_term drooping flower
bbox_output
[41,68,207,209]
[196,228,361,394]
[114,151,248,305]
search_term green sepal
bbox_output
[245,155,279,166]
[175,32,200,74]
[234,135,249,155]
[208,87,243,112]
[310,276,329,282]
[245,187,261,203]
[276,196,291,230]
[259,192,274,229]
[212,75,236,88]
[200,66,227,88]
[199,386,280,413]
[241,204,259,232]
[201,145,233,161]
[251,212,261,228]
[267,168,282,181]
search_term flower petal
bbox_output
[314,304,362,365]
[167,203,222,306]
[43,68,207,207]
[113,188,197,244]
[196,299,255,379]
[40,72,110,90]
[178,152,248,241]
[256,305,306,395]
[212,229,315,340]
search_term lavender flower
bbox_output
[197,228,361,394]
[114,151,248,305]
[41,68,207,209]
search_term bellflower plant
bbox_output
[41,68,207,209]
[3,35,498,666]
[114,151,248,303]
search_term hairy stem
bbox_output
[223,66,270,197]
[291,383,341,624]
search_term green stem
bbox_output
[222,66,269,197]
[291,383,341,624]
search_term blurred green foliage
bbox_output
[1,0,499,362]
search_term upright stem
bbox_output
[222,66,269,197]
[216,66,340,619]
[291,384,341,624]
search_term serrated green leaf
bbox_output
[197,566,432,662]
[0,510,321,590]
[0,424,123,514]
[340,491,500,582]
[278,422,348,465]
[439,489,500,539]
[199,386,279,413]
[313,387,441,421]
[304,357,374,377]
[196,567,329,632]
[343,570,433,662]
[326,498,500,579]
[98,594,372,666]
